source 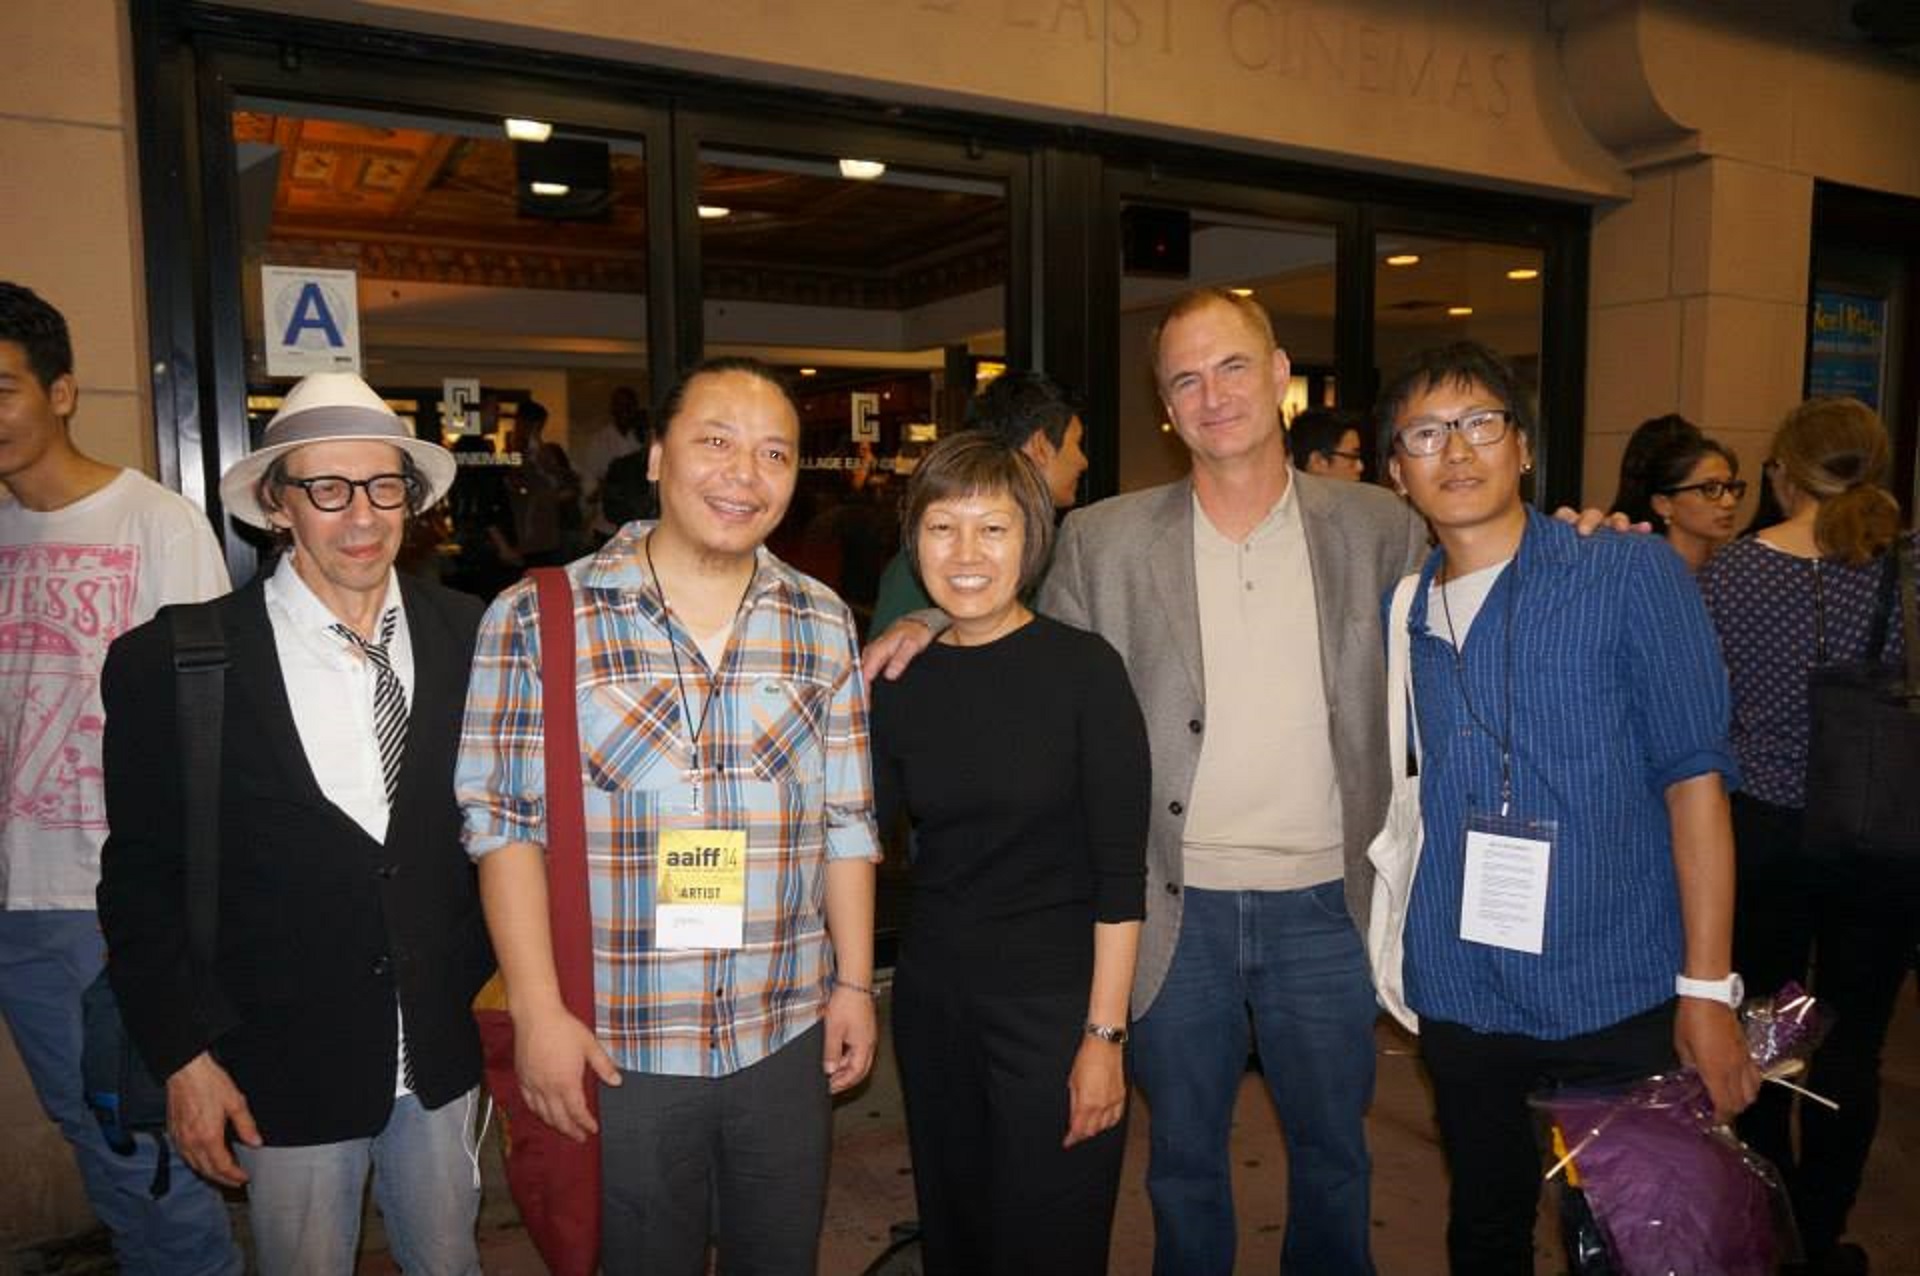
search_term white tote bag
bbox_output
[1366,573,1424,1034]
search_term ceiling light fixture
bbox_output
[1447,305,1474,316]
[529,181,571,198]
[838,158,887,181]
[1385,253,1421,267]
[698,205,731,220]
[1229,287,1255,298]
[799,367,818,377]
[504,118,553,142]
[1506,267,1540,281]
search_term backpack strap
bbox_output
[166,604,227,973]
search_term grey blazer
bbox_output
[1037,470,1428,1017]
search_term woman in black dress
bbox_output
[870,432,1150,1275]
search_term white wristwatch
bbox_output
[1674,972,1745,1008]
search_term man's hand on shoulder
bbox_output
[860,616,937,687]
[166,1051,259,1187]
[1553,506,1648,536]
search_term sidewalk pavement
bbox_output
[433,971,1920,1275]
[11,973,1917,1274]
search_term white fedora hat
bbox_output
[218,372,458,528]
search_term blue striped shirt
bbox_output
[1398,509,1739,1039]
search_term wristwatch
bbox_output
[1674,972,1745,1009]
[1085,1022,1129,1045]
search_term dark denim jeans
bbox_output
[1131,882,1378,1276]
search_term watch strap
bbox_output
[1674,972,1743,1008]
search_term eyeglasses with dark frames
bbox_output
[1393,408,1513,458]
[1322,448,1365,464]
[1659,479,1748,502]
[280,473,416,512]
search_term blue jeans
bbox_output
[0,909,239,1276]
[234,1089,482,1276]
[1131,882,1378,1276]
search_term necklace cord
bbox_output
[643,532,752,778]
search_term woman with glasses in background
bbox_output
[1612,413,1746,572]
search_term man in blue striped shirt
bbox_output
[1380,342,1761,1274]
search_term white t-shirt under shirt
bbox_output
[1182,477,1346,892]
[1427,558,1512,651]
[0,469,230,909]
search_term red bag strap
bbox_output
[531,567,594,1031]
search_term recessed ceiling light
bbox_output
[799,367,818,377]
[1229,287,1255,298]
[1447,305,1474,316]
[838,158,887,181]
[1506,267,1540,281]
[504,118,553,142]
[1385,254,1421,267]
[698,205,731,220]
[1160,421,1173,433]
[529,181,570,198]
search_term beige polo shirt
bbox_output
[1182,476,1345,891]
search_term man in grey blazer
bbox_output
[873,289,1421,1274]
[1048,290,1421,1275]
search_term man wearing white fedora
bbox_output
[98,372,497,1275]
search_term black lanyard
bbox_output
[1436,539,1520,817]
[643,532,750,812]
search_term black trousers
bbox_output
[1420,1002,1677,1276]
[597,1024,831,1276]
[1730,792,1920,1259]
[891,955,1126,1276]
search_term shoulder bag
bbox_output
[473,567,601,1276]
[1802,536,1920,861]
[1366,572,1425,1033]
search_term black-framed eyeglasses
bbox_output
[1393,408,1513,457]
[1659,478,1748,502]
[1321,448,1365,464]
[280,473,416,512]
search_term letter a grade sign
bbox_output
[262,265,362,377]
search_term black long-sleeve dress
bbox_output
[870,613,1149,1276]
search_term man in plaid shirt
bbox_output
[456,357,881,1275]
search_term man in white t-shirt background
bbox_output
[0,281,238,1272]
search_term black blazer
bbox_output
[98,572,495,1145]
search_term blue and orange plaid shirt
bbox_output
[456,524,881,1077]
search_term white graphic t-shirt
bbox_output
[0,470,230,909]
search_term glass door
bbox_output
[677,116,1029,634]
[228,101,656,595]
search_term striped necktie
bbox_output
[331,607,407,804]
